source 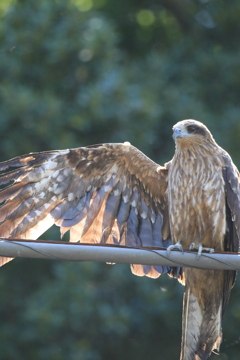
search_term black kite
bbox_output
[0,119,239,359]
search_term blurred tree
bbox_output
[0,0,240,359]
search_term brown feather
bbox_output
[171,119,240,360]
[0,143,171,279]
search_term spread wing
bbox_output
[0,143,174,278]
[222,154,240,313]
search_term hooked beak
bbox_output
[172,128,182,141]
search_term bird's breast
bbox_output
[167,153,226,250]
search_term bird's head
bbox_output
[172,119,215,149]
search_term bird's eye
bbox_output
[187,125,196,133]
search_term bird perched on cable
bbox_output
[0,119,239,359]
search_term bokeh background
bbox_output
[1,0,240,359]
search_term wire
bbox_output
[0,238,240,270]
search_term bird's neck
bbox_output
[171,141,224,177]
[174,140,218,161]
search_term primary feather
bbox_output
[0,143,172,279]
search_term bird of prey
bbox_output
[0,119,239,359]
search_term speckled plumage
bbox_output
[170,120,240,360]
[169,135,228,359]
[0,119,239,359]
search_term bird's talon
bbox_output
[189,243,215,259]
[197,246,202,260]
[189,243,195,251]
[167,241,183,257]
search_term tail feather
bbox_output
[180,269,223,360]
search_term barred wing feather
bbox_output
[0,143,173,278]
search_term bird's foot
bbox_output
[167,241,183,256]
[189,242,214,259]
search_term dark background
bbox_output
[0,0,240,359]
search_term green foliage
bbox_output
[1,262,183,360]
[1,0,240,359]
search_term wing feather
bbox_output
[0,143,173,277]
[222,155,240,252]
[222,154,240,314]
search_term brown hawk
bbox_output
[0,119,239,360]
